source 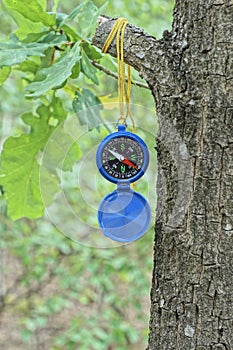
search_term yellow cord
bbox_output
[102,18,135,132]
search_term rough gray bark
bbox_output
[93,1,233,349]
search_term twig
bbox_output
[91,60,150,90]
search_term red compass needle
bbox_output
[122,158,137,169]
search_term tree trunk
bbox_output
[93,1,233,349]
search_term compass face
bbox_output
[101,136,145,181]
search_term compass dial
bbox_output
[101,136,145,180]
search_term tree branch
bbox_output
[92,16,162,84]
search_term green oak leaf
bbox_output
[0,67,11,86]
[0,34,53,67]
[59,24,81,42]
[80,50,99,85]
[3,0,56,26]
[57,3,85,27]
[25,43,81,97]
[2,7,43,39]
[0,97,80,220]
[16,60,40,75]
[70,62,81,79]
[65,3,85,22]
[37,0,47,10]
[75,1,108,38]
[73,88,110,132]
[82,41,102,60]
[0,107,57,220]
[63,142,82,171]
[23,31,67,45]
[41,127,82,174]
[22,31,49,44]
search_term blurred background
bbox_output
[0,1,174,349]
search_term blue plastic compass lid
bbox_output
[98,184,151,243]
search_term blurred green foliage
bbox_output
[0,0,174,348]
[1,212,154,349]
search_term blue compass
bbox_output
[96,125,149,184]
[96,125,151,243]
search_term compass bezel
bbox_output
[96,126,149,184]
